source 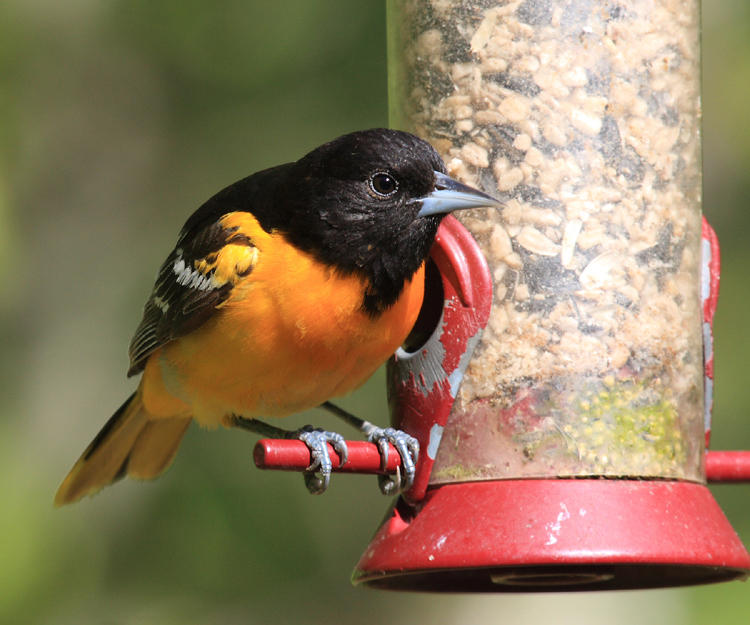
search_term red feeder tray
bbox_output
[352,479,749,592]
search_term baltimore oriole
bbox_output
[55,128,499,505]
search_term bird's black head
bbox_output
[187,129,498,315]
[275,129,498,314]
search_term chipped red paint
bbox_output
[387,215,493,502]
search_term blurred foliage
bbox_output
[2,2,750,624]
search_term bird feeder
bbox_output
[255,0,750,591]
[255,215,750,590]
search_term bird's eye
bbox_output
[369,172,398,197]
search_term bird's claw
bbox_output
[295,426,348,495]
[365,426,419,495]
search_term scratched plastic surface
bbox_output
[388,0,705,481]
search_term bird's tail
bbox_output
[54,391,191,506]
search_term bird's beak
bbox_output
[415,171,501,218]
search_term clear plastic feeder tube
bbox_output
[388,0,704,481]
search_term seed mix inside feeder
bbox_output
[389,0,704,483]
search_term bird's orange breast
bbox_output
[140,212,425,426]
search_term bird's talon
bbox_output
[295,427,348,494]
[377,467,402,496]
[376,436,390,470]
[366,426,419,494]
[330,434,348,467]
[303,470,329,495]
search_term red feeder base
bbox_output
[353,479,750,592]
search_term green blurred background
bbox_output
[2,1,750,623]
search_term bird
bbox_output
[54,128,499,505]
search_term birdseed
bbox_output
[388,0,704,481]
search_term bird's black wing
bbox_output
[127,217,257,376]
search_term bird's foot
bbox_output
[361,424,419,496]
[294,426,348,495]
[230,416,347,494]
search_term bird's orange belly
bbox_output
[140,229,425,427]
